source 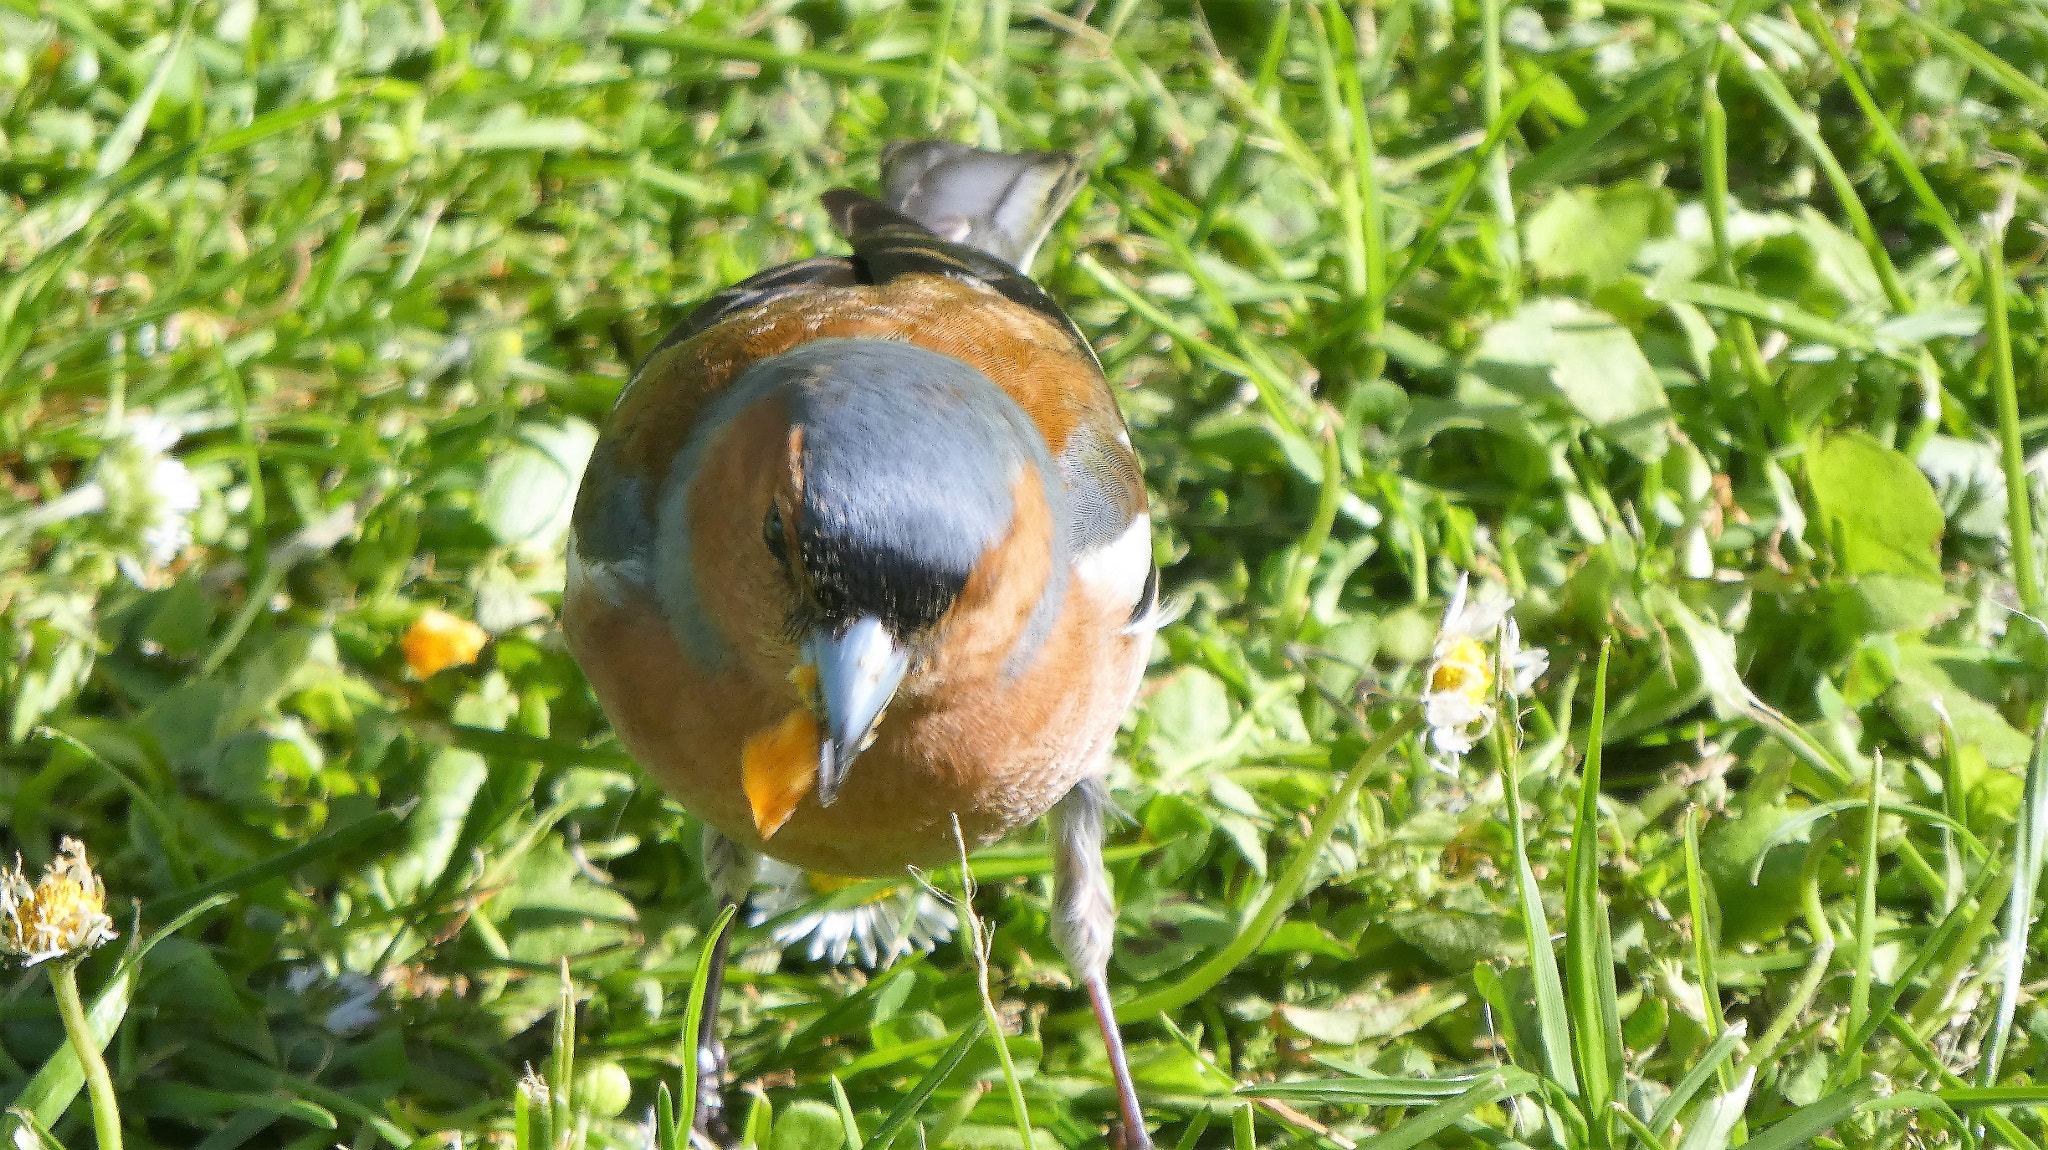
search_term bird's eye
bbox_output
[763,505,790,567]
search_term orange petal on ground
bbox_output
[742,708,820,840]
[400,609,488,678]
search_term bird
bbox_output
[563,139,1163,1148]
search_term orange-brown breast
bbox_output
[567,467,1145,877]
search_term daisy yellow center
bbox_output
[1430,636,1495,704]
[803,872,863,894]
[2,842,112,960]
[802,871,904,908]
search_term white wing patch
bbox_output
[1072,512,1152,616]
[566,537,647,611]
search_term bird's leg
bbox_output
[1050,780,1152,1150]
[695,828,759,1146]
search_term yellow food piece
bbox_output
[401,609,488,678]
[742,708,821,840]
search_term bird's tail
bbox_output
[875,140,1083,271]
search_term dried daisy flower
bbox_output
[5,839,126,1150]
[1,838,117,967]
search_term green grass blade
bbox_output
[1648,1022,1748,1137]
[1680,809,1730,1041]
[608,26,925,84]
[1248,1067,1543,1106]
[1738,1084,1873,1150]
[830,1076,864,1149]
[1385,79,1546,302]
[1672,1068,1754,1150]
[1984,710,2048,1085]
[1985,195,2043,616]
[678,903,739,1137]
[865,1014,989,1150]
[1885,1014,2042,1150]
[1502,713,1579,1096]
[1889,4,2048,115]
[2,894,232,1140]
[653,1084,679,1150]
[1513,48,1708,192]
[549,958,576,1135]
[1790,0,1979,279]
[1564,642,1621,1134]
[1728,26,1912,313]
[1075,708,1422,1026]
[143,806,408,918]
[1843,761,1884,1085]
[1354,1075,1515,1150]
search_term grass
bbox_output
[3,0,2048,1147]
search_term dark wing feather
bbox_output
[644,256,861,363]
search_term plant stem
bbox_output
[50,958,123,1150]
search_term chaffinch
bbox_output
[565,140,1162,1147]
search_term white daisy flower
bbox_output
[748,861,957,969]
[1422,575,1547,767]
[18,413,201,581]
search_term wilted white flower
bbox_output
[100,415,201,577]
[749,862,957,968]
[1,838,117,966]
[284,964,385,1035]
[17,413,201,581]
[1422,575,1548,767]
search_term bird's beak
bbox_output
[802,616,908,807]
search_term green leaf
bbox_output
[479,419,598,554]
[1144,667,1234,776]
[1883,642,2033,770]
[1807,432,1945,582]
[1673,1068,1755,1150]
[385,747,490,904]
[770,1100,848,1150]
[1526,183,1675,287]
[1353,1074,1517,1150]
[1251,1066,1542,1106]
[1740,1083,1874,1150]
[1837,574,1961,636]
[1985,711,2048,1085]
[1471,298,1670,459]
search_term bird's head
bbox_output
[658,338,1068,837]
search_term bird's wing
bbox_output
[821,190,1102,371]
[645,256,861,362]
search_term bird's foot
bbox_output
[691,1039,733,1146]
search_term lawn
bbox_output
[3,0,2047,1147]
